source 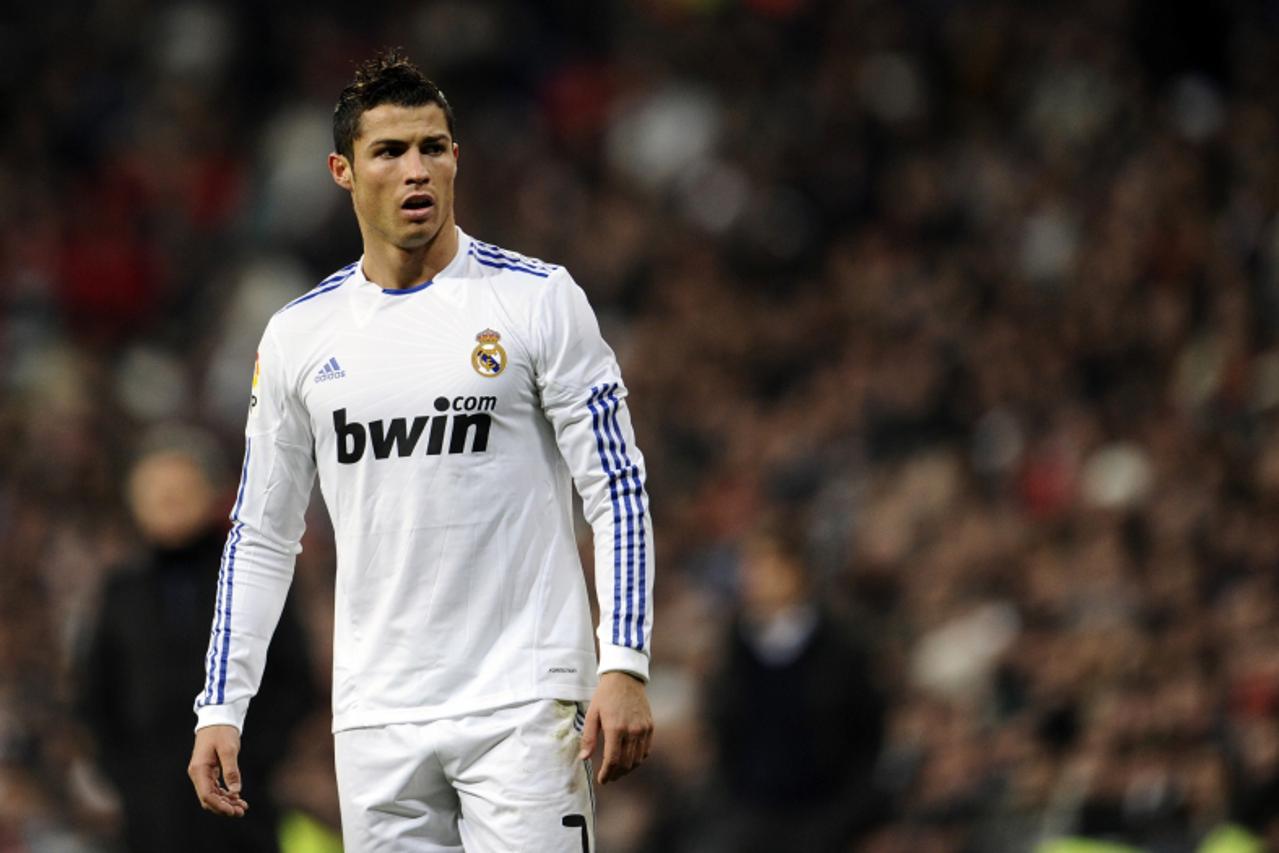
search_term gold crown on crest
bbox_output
[475,329,501,344]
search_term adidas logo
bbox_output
[315,357,346,383]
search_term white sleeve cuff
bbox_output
[194,699,249,734]
[597,645,650,683]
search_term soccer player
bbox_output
[187,50,654,851]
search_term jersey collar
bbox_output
[354,227,473,294]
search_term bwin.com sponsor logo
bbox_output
[333,395,497,463]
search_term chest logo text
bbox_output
[333,395,495,463]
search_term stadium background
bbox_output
[4,0,1279,850]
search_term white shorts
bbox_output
[334,700,596,852]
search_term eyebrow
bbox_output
[366,134,451,149]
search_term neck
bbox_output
[362,218,459,290]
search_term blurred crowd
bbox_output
[5,0,1279,851]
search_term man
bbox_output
[80,429,315,852]
[188,50,654,852]
[705,521,884,851]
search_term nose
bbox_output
[405,149,430,184]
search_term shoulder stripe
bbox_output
[318,262,360,285]
[471,241,549,268]
[472,241,553,270]
[278,263,358,313]
[468,245,551,278]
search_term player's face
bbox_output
[335,103,458,252]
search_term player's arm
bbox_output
[534,270,655,783]
[189,321,316,815]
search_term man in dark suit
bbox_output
[706,521,886,852]
[76,428,317,853]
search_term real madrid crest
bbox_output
[471,328,506,377]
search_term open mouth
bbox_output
[401,195,436,220]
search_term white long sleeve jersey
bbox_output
[194,230,653,734]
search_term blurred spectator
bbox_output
[73,427,316,853]
[703,520,885,851]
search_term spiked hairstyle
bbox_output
[332,48,455,161]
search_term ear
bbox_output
[453,142,460,163]
[329,152,354,192]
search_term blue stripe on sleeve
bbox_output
[587,386,624,646]
[202,442,253,706]
[606,384,648,650]
[600,383,637,648]
[202,536,232,704]
[215,437,252,704]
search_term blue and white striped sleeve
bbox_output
[193,320,316,732]
[534,269,654,682]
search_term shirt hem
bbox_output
[330,683,596,733]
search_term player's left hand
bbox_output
[578,671,653,785]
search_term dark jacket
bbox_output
[705,607,886,852]
[76,526,317,853]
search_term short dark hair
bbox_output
[333,48,456,161]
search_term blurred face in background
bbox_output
[739,536,810,620]
[127,451,217,549]
[329,103,458,254]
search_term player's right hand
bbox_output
[188,724,250,817]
